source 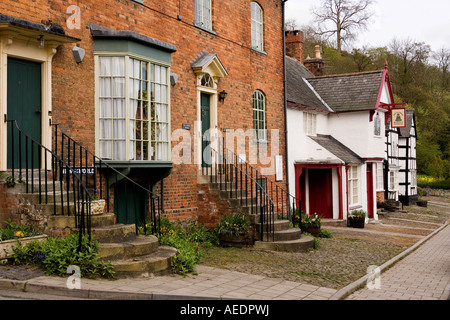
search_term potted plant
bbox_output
[217,212,253,248]
[300,213,321,236]
[89,188,105,215]
[348,210,366,228]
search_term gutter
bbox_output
[282,0,290,198]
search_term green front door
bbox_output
[114,181,148,226]
[7,58,42,169]
[201,93,211,168]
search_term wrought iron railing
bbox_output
[202,137,303,241]
[6,120,91,250]
[52,124,161,236]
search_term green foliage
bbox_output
[318,229,333,239]
[142,218,215,275]
[349,210,366,219]
[417,174,450,190]
[0,219,41,241]
[12,234,115,279]
[216,212,249,236]
[159,234,202,275]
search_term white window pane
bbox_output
[112,57,124,76]
[100,78,111,97]
[113,99,124,118]
[100,120,112,139]
[100,141,112,159]
[114,120,126,139]
[100,99,112,118]
[155,65,161,83]
[100,57,111,76]
[114,141,126,160]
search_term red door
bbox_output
[308,169,333,218]
[366,164,374,218]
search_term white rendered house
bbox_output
[286,56,405,221]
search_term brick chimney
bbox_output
[285,30,304,64]
[304,45,325,77]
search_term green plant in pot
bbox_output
[348,210,366,228]
[300,213,321,236]
[216,212,253,248]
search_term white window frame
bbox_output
[303,112,317,136]
[376,162,384,191]
[195,0,212,31]
[95,54,171,162]
[253,90,266,142]
[348,166,359,206]
[251,2,264,51]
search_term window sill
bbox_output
[194,25,216,35]
[251,48,267,55]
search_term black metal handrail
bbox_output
[202,137,303,241]
[6,120,91,250]
[52,124,161,236]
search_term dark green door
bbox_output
[201,93,211,168]
[7,58,42,169]
[114,181,148,226]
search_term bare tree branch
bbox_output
[312,0,376,53]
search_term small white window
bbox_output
[195,0,212,30]
[376,162,384,190]
[374,112,381,136]
[348,166,359,205]
[251,2,263,51]
[303,112,317,135]
[253,90,266,142]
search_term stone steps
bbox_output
[201,175,314,252]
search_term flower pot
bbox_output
[91,199,105,215]
[348,218,365,228]
[301,225,321,237]
[416,200,428,208]
[218,233,254,248]
[0,235,48,260]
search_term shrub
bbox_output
[216,212,249,236]
[318,229,333,238]
[12,234,114,279]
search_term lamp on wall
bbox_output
[73,45,85,64]
[38,35,45,48]
[218,90,228,103]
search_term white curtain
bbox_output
[99,56,126,160]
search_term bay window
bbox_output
[97,55,170,161]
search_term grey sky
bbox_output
[285,0,450,53]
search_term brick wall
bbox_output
[0,0,287,227]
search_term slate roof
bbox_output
[309,134,364,164]
[286,56,331,112]
[306,71,384,112]
[399,109,416,138]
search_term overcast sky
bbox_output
[285,0,450,53]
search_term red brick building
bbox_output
[0,0,287,228]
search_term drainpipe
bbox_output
[282,0,290,198]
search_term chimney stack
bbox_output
[304,45,325,77]
[285,30,304,64]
